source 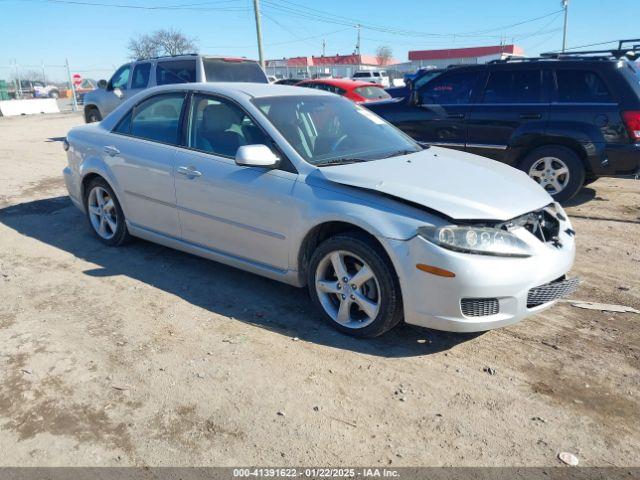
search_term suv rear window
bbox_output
[156,59,197,85]
[555,70,613,103]
[202,58,268,83]
[482,70,542,103]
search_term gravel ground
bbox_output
[0,112,639,467]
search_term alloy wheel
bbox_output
[528,157,570,195]
[314,250,381,329]
[87,186,118,240]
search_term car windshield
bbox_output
[354,86,391,100]
[253,95,421,166]
[202,58,268,83]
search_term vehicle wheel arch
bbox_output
[296,221,397,288]
[516,138,592,176]
[80,171,123,213]
[84,104,101,122]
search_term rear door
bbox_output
[466,65,548,162]
[403,69,482,149]
[107,91,187,237]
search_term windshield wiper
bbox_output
[316,157,369,167]
[380,148,421,159]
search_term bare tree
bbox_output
[128,29,198,60]
[375,45,393,66]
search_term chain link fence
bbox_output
[0,61,115,113]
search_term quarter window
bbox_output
[555,70,613,103]
[188,94,270,157]
[128,93,186,145]
[481,70,543,103]
[419,71,479,105]
[156,60,197,86]
[109,64,131,90]
[131,63,151,89]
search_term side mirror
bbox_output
[113,87,124,99]
[97,79,108,89]
[235,144,280,168]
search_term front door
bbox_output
[466,67,549,162]
[403,69,482,149]
[174,93,297,271]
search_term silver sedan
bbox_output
[63,83,578,337]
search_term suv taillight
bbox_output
[622,111,640,142]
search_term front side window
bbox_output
[127,93,186,144]
[253,95,421,166]
[131,63,151,89]
[555,70,613,103]
[188,94,270,157]
[419,71,479,105]
[354,86,391,100]
[109,64,131,90]
[482,70,543,103]
[353,72,370,78]
[156,60,196,86]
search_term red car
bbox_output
[296,78,391,103]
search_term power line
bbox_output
[17,0,250,11]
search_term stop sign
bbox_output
[72,73,82,87]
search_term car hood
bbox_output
[314,147,552,221]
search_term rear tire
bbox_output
[49,90,59,99]
[84,177,131,246]
[85,107,102,123]
[307,232,403,338]
[520,146,585,203]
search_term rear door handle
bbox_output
[447,113,465,119]
[177,165,202,178]
[103,145,120,156]
[519,113,542,120]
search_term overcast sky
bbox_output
[1,0,638,81]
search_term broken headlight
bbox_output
[417,225,533,258]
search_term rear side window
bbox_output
[419,71,480,105]
[482,70,543,103]
[131,63,151,89]
[202,58,268,83]
[354,86,391,100]
[555,70,613,103]
[156,60,197,85]
[129,93,186,144]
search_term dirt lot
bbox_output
[0,113,639,467]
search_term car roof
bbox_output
[300,78,380,89]
[137,82,336,99]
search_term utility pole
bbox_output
[322,39,326,57]
[355,24,361,56]
[253,0,265,69]
[65,58,78,112]
[561,0,569,52]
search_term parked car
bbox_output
[63,83,578,337]
[386,68,444,98]
[74,78,98,104]
[297,78,391,103]
[352,70,390,87]
[274,78,303,86]
[83,54,268,123]
[11,80,60,99]
[366,48,640,202]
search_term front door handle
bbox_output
[177,165,202,178]
[103,145,120,156]
[447,113,465,119]
[519,113,542,120]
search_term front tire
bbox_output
[48,90,59,99]
[85,107,102,123]
[520,146,585,202]
[307,232,403,338]
[84,178,131,246]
